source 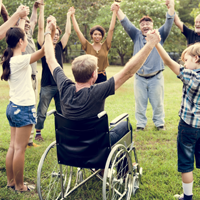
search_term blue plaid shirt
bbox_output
[178,65,200,128]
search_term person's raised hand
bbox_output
[111,2,120,12]
[146,29,161,46]
[17,5,30,19]
[165,0,174,9]
[67,10,72,18]
[46,15,56,33]
[35,0,45,8]
[68,7,75,16]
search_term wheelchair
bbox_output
[37,110,142,200]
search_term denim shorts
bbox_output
[6,101,36,128]
[177,119,200,173]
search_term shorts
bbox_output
[6,101,36,128]
[177,118,200,173]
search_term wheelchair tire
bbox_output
[102,144,133,200]
[37,141,73,200]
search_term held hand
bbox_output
[17,5,30,18]
[111,3,120,12]
[146,29,161,46]
[165,0,174,9]
[34,0,44,8]
[68,7,75,16]
[67,11,72,17]
[46,15,56,33]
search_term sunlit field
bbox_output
[0,64,200,200]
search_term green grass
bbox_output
[0,64,200,200]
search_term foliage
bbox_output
[177,0,200,25]
[0,0,197,63]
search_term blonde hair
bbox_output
[181,43,200,63]
[72,55,98,83]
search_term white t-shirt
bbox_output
[8,54,35,106]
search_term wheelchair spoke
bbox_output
[37,141,72,200]
[103,144,133,200]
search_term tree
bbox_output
[92,0,185,65]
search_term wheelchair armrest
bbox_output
[46,109,56,116]
[97,111,107,118]
[110,113,129,127]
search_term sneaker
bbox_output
[35,134,44,141]
[157,126,166,131]
[174,193,193,200]
[174,194,184,200]
[136,127,144,132]
[27,142,40,148]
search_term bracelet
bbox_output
[44,31,51,36]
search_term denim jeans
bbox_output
[110,121,132,146]
[134,73,165,128]
[6,101,36,128]
[35,86,62,130]
[177,119,200,173]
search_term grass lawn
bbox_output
[0,63,200,200]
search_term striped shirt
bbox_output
[178,65,200,128]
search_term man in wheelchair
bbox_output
[44,16,160,145]
[39,16,161,200]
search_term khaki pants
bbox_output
[28,76,38,144]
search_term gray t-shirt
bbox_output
[53,67,115,120]
[22,28,37,75]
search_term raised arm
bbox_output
[166,0,175,16]
[106,9,117,49]
[111,3,125,21]
[114,30,160,90]
[0,5,29,39]
[1,3,9,22]
[174,13,183,32]
[70,7,86,45]
[29,1,41,32]
[30,45,45,64]
[44,16,59,74]
[155,43,180,75]
[60,11,71,49]
[37,2,44,46]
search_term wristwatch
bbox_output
[44,31,51,36]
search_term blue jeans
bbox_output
[110,121,132,146]
[177,119,200,173]
[35,86,62,130]
[134,73,165,128]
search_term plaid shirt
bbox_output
[178,65,200,128]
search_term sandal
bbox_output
[15,186,31,193]
[7,185,15,191]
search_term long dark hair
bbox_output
[1,27,25,81]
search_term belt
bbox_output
[137,71,161,79]
[31,75,36,80]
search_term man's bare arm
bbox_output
[37,3,44,46]
[1,3,9,22]
[174,13,183,32]
[60,11,71,49]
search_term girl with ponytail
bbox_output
[2,26,44,192]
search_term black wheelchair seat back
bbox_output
[55,112,111,169]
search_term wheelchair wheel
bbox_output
[37,141,73,200]
[103,144,133,200]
